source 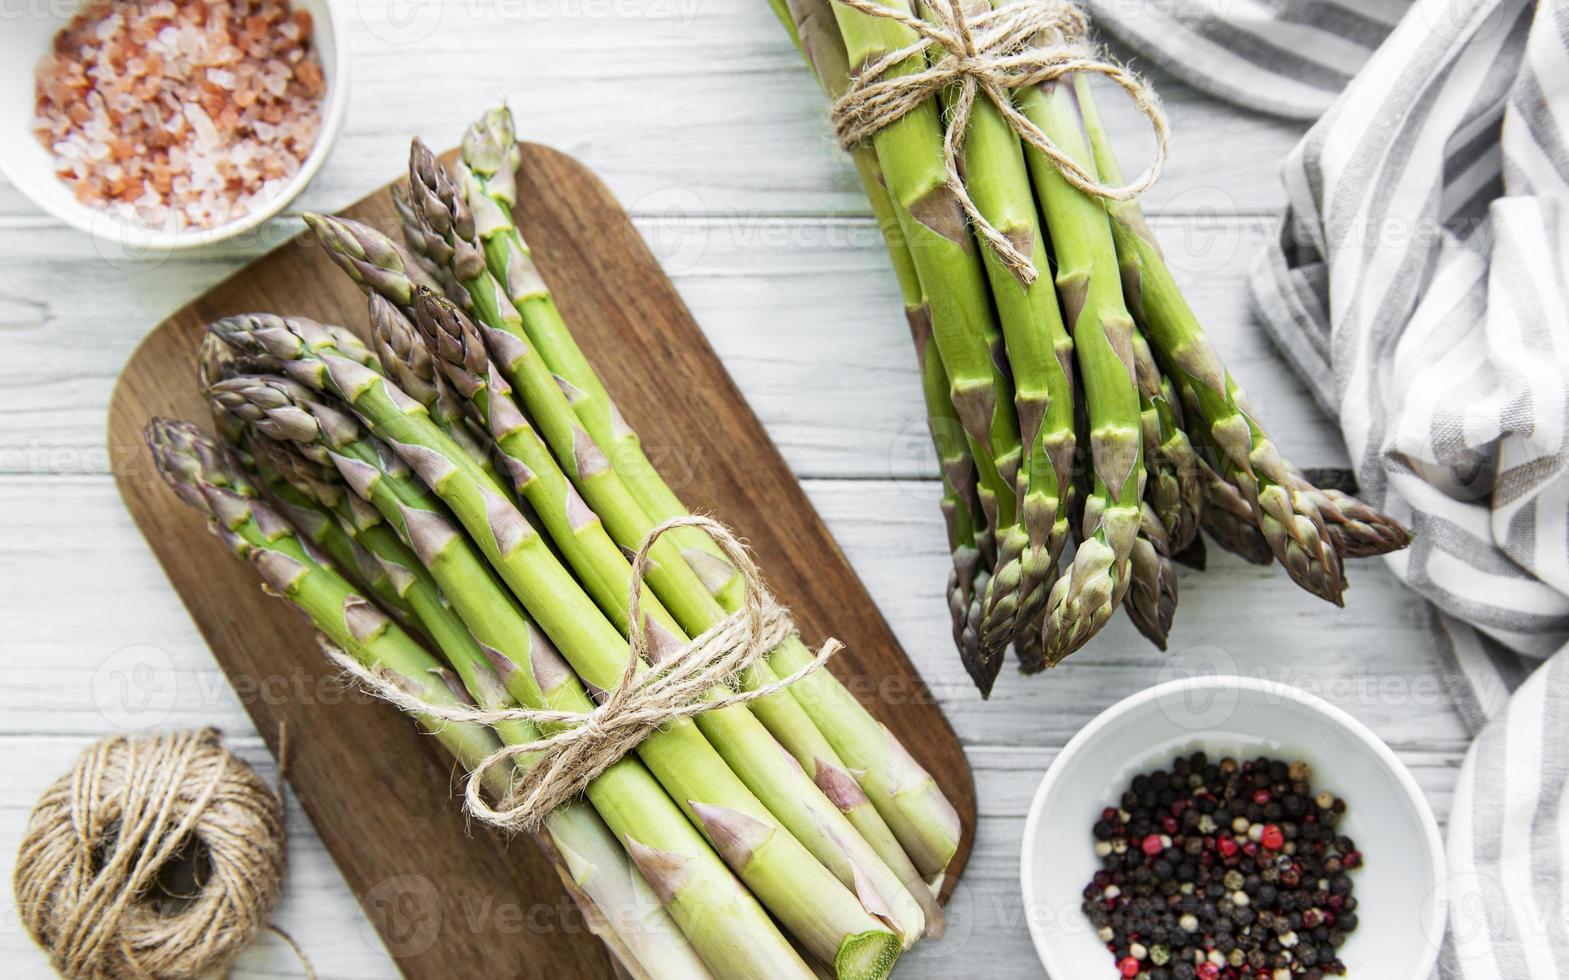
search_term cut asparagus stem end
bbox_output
[833,930,902,980]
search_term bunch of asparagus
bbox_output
[146,107,960,980]
[768,0,1411,695]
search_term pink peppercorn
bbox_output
[1252,788,1272,805]
[1217,837,1239,858]
[1196,963,1219,980]
[1118,956,1140,977]
[1142,835,1165,857]
[1261,825,1285,850]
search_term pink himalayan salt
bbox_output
[34,0,326,232]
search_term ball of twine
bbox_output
[13,728,296,980]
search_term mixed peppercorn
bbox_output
[1082,752,1363,979]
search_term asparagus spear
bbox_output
[457,110,742,611]
[1071,75,1347,603]
[1288,472,1412,557]
[409,138,941,929]
[146,417,500,767]
[207,319,906,977]
[202,337,427,628]
[458,99,960,877]
[1172,530,1208,571]
[539,812,715,980]
[301,211,441,307]
[915,307,990,684]
[209,373,836,979]
[299,114,956,888]
[776,0,1003,696]
[392,183,473,308]
[1013,627,1047,674]
[216,410,715,980]
[1004,69,1144,665]
[1126,502,1179,650]
[826,0,1020,560]
[406,144,719,638]
[902,0,1075,668]
[1197,457,1274,565]
[412,288,938,938]
[767,1,993,679]
[1131,332,1202,553]
[365,286,495,463]
[150,419,723,979]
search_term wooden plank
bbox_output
[0,7,1307,222]
[104,144,974,977]
[0,737,1465,979]
[0,476,1465,752]
[0,214,1343,480]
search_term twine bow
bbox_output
[326,515,842,832]
[830,0,1168,284]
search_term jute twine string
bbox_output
[326,515,844,832]
[829,0,1168,284]
[13,727,314,979]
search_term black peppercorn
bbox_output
[1082,753,1363,978]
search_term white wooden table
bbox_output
[0,3,1466,977]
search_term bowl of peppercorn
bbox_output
[1021,675,1445,980]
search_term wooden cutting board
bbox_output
[107,144,976,978]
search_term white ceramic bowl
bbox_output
[0,0,349,251]
[1022,675,1446,979]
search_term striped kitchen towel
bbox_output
[1084,0,1569,974]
